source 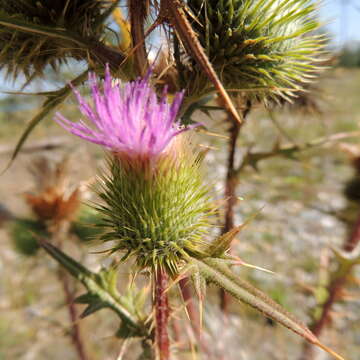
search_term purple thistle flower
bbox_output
[55,66,190,159]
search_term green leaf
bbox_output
[0,12,87,47]
[206,224,245,257]
[9,218,47,256]
[71,207,104,242]
[181,94,214,125]
[39,240,149,339]
[75,293,98,304]
[190,257,345,360]
[329,244,360,282]
[191,270,206,301]
[2,70,88,172]
[81,301,107,318]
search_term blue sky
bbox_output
[320,0,360,47]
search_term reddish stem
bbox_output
[179,278,200,336]
[50,223,90,360]
[155,268,170,360]
[219,119,241,312]
[179,278,211,355]
[300,211,360,360]
[223,121,241,233]
[219,104,251,312]
[129,0,149,74]
[343,212,360,252]
[58,269,90,360]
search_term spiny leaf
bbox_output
[94,154,214,276]
[9,218,46,256]
[80,301,107,318]
[75,293,98,304]
[329,244,360,280]
[185,0,325,101]
[0,0,111,78]
[161,0,242,123]
[0,12,87,47]
[206,223,246,257]
[2,70,88,172]
[235,130,360,176]
[190,256,345,360]
[191,270,206,301]
[39,240,149,338]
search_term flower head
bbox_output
[0,0,108,80]
[55,67,213,275]
[186,0,324,101]
[55,66,187,160]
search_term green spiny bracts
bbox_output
[96,149,214,276]
[55,68,215,276]
[186,0,325,101]
[0,0,111,79]
[9,218,47,256]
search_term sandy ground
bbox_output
[0,68,360,359]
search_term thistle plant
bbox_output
[0,0,122,80]
[51,65,346,360]
[55,66,215,358]
[9,156,102,256]
[7,155,91,360]
[56,66,214,275]
[178,0,325,312]
[300,150,360,360]
[184,0,324,101]
[1,0,351,359]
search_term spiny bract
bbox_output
[55,66,214,275]
[96,154,214,276]
[0,0,109,79]
[186,0,325,100]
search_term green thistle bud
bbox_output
[0,0,109,79]
[97,143,214,275]
[55,68,215,276]
[10,219,47,256]
[186,0,325,100]
[71,207,104,242]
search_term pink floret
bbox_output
[55,66,190,158]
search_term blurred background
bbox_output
[1,1,360,360]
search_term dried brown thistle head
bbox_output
[24,155,81,224]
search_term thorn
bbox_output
[229,257,275,274]
[314,340,346,360]
[199,129,230,140]
[164,265,195,294]
[199,299,203,337]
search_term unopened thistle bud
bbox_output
[55,67,214,275]
[0,0,108,79]
[186,0,325,101]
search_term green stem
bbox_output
[50,223,91,360]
